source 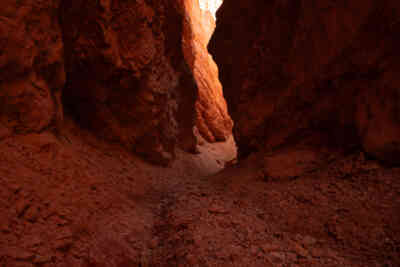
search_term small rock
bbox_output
[291,242,309,257]
[250,245,259,255]
[54,239,73,252]
[10,184,22,194]
[0,124,11,140]
[323,249,339,259]
[55,228,73,240]
[286,252,298,262]
[208,204,228,214]
[2,225,11,233]
[15,199,30,218]
[302,235,317,246]
[186,253,197,265]
[261,243,280,253]
[34,254,52,264]
[25,205,40,223]
[149,238,159,249]
[51,215,69,227]
[25,235,42,247]
[310,247,325,258]
[269,251,286,263]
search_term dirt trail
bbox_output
[0,121,399,266]
[149,152,400,266]
[0,119,235,267]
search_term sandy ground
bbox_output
[0,120,399,266]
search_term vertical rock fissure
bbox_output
[185,0,234,145]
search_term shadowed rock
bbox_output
[210,0,400,164]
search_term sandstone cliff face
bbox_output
[0,0,65,137]
[0,0,233,165]
[60,0,198,165]
[185,0,233,143]
[210,0,400,164]
[0,0,202,165]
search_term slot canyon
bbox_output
[0,0,399,266]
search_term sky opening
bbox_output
[198,0,223,20]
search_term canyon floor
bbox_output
[0,120,399,267]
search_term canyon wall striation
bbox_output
[185,0,233,143]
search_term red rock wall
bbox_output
[185,0,233,143]
[0,0,65,136]
[60,0,198,165]
[0,0,200,165]
[210,0,400,164]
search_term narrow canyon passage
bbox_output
[0,0,399,266]
[184,0,234,145]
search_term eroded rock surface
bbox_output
[61,0,198,165]
[210,0,400,164]
[0,0,65,134]
[0,1,399,266]
[185,0,233,143]
[0,0,203,166]
[0,0,233,164]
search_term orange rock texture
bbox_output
[0,0,65,135]
[60,0,198,165]
[0,1,399,266]
[210,0,400,164]
[184,0,233,143]
[0,0,233,165]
